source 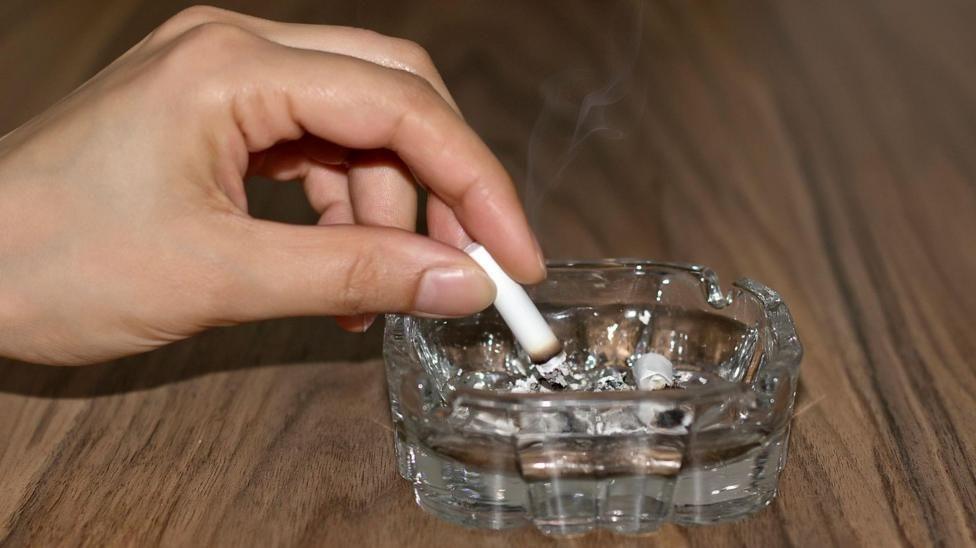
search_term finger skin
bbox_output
[348,149,418,230]
[156,7,496,285]
[144,6,461,110]
[345,149,419,333]
[305,164,355,226]
[193,34,543,282]
[220,221,494,321]
[426,193,471,248]
[153,13,539,280]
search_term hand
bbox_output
[0,6,545,365]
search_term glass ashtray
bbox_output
[383,260,802,536]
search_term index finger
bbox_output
[199,30,545,283]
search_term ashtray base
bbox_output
[395,423,788,536]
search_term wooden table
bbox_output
[2,1,975,545]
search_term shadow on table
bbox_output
[0,316,385,398]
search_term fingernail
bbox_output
[531,233,548,278]
[361,314,377,332]
[414,267,496,316]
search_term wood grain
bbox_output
[2,0,975,546]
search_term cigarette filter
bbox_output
[632,352,674,391]
[464,243,562,363]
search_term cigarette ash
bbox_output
[531,351,582,389]
[592,368,631,392]
[452,352,695,437]
[506,350,676,393]
[510,375,547,393]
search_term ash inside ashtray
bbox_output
[509,350,676,393]
[453,351,694,437]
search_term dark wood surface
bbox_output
[2,1,975,546]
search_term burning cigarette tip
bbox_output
[530,339,564,364]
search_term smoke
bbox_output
[524,0,645,224]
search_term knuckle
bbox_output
[347,27,387,44]
[178,21,256,53]
[149,5,227,45]
[393,38,437,74]
[354,30,441,86]
[169,5,228,27]
[337,252,381,313]
[396,68,439,107]
[459,176,491,209]
[155,22,258,80]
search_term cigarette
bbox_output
[632,352,674,391]
[464,243,562,363]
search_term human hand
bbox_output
[0,6,544,365]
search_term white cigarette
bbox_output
[464,243,562,363]
[632,352,674,391]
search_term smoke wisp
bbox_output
[524,0,645,224]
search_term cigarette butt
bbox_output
[464,243,562,363]
[633,352,673,391]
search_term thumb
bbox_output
[219,220,496,322]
